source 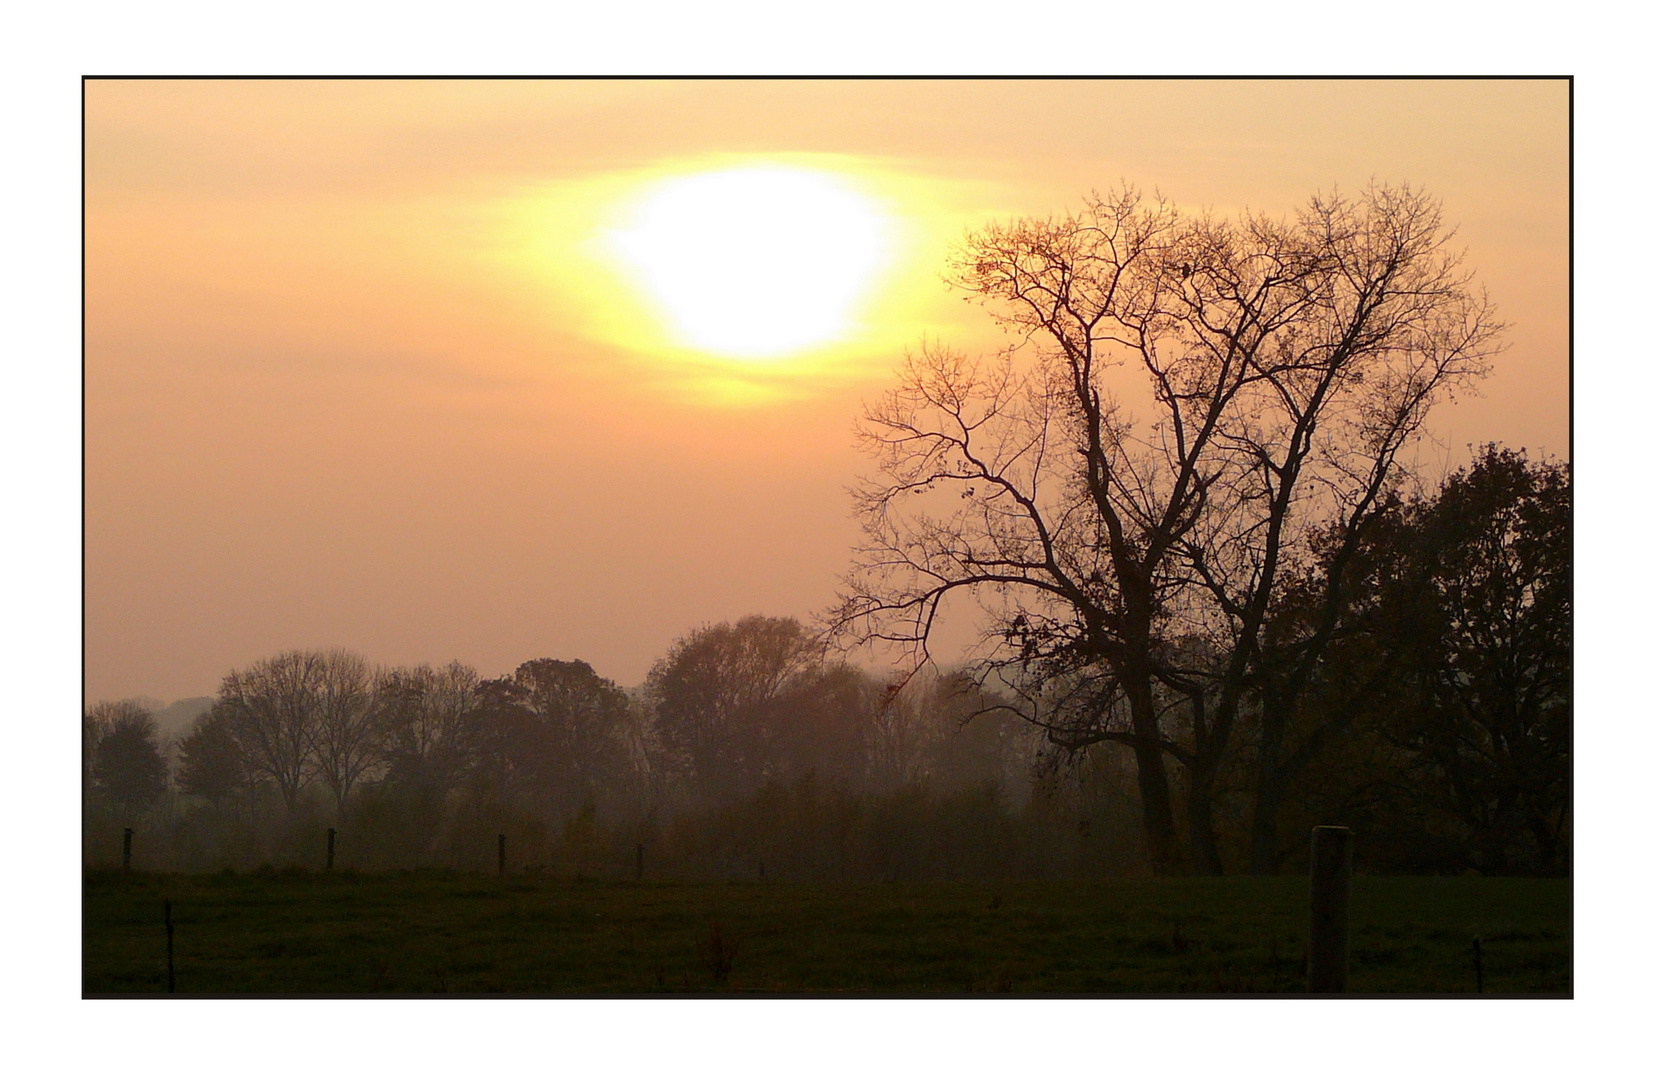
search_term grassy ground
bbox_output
[83,869,1569,996]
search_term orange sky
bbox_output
[84,79,1569,703]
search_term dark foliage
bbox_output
[176,705,250,810]
[1346,447,1569,873]
[87,702,167,814]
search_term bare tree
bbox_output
[310,650,381,823]
[372,661,484,857]
[617,688,671,818]
[83,701,118,792]
[217,650,325,814]
[833,183,1499,874]
[868,677,933,794]
[767,661,881,792]
[377,661,483,808]
[1167,186,1503,872]
[868,670,1027,795]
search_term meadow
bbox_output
[83,870,1569,996]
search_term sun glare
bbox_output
[606,166,890,360]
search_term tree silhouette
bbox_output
[176,703,252,813]
[647,616,821,804]
[310,650,380,823]
[834,183,1501,873]
[216,651,325,814]
[88,702,167,814]
[1379,446,1571,872]
[507,658,634,824]
[377,662,482,818]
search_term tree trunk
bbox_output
[1249,715,1287,874]
[1528,812,1561,876]
[1131,740,1178,875]
[1125,679,1180,875]
[1188,769,1224,875]
[279,781,300,816]
[1249,778,1284,874]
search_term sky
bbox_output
[84,79,1569,704]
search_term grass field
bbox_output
[83,869,1569,996]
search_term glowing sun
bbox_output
[607,165,891,360]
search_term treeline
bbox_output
[84,446,1567,879]
[84,620,1146,878]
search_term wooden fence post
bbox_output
[164,899,175,994]
[498,833,506,877]
[122,827,133,872]
[326,828,336,871]
[1307,825,1353,992]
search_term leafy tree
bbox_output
[508,658,635,823]
[647,616,822,804]
[176,703,253,812]
[1378,446,1570,873]
[460,658,639,830]
[88,702,167,814]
